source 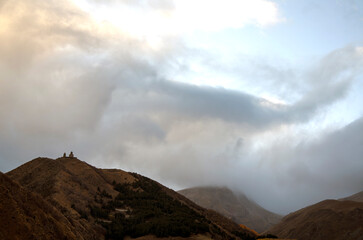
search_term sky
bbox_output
[0,0,362,214]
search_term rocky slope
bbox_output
[178,187,281,233]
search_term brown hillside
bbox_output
[266,199,363,240]
[0,172,79,240]
[178,187,281,233]
[6,156,257,240]
[6,157,120,239]
[339,191,363,202]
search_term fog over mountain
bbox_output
[1,0,362,214]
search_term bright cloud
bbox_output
[74,0,282,42]
[174,0,282,31]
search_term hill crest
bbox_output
[6,156,257,240]
[266,198,363,240]
[339,191,363,202]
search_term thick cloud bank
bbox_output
[0,0,362,214]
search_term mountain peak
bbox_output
[178,186,281,233]
[5,157,257,240]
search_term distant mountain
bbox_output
[266,199,363,240]
[178,187,281,233]
[339,191,363,202]
[0,172,81,240]
[5,156,257,240]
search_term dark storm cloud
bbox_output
[0,0,362,215]
[108,43,363,128]
[130,79,285,126]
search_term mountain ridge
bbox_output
[339,191,363,202]
[265,198,363,240]
[5,156,257,240]
[178,186,281,233]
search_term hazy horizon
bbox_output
[0,0,362,214]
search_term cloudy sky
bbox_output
[0,0,362,214]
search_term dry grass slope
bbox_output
[5,156,258,240]
[0,172,78,240]
[266,199,363,240]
